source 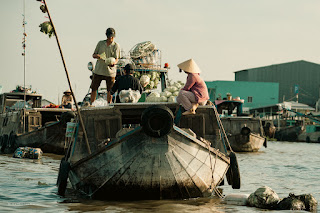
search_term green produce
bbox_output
[144,80,184,103]
[39,21,55,38]
[40,5,47,13]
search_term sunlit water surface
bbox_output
[0,141,319,212]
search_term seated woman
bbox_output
[111,63,144,103]
[176,59,209,115]
[61,89,74,109]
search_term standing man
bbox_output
[91,28,121,104]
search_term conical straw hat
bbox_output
[177,59,201,73]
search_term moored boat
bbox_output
[216,99,266,152]
[297,124,320,142]
[58,103,240,200]
[0,88,74,154]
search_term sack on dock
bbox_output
[13,147,43,159]
[247,186,318,211]
[277,193,317,211]
[247,186,280,209]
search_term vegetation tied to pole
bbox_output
[38,2,55,38]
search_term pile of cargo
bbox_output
[145,81,184,103]
[117,41,184,103]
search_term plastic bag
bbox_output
[119,89,141,103]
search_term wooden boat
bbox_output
[0,89,74,154]
[58,103,241,200]
[216,99,266,152]
[297,124,320,142]
[276,109,319,142]
[274,124,302,141]
[221,117,266,152]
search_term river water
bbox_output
[0,141,319,213]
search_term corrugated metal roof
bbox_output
[234,60,320,73]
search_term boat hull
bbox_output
[221,117,266,152]
[0,109,72,154]
[0,121,67,154]
[227,133,265,152]
[297,130,320,143]
[15,121,67,154]
[68,126,229,200]
[275,126,302,141]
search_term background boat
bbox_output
[0,89,74,154]
[216,99,266,152]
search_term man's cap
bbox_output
[106,28,116,38]
[124,63,135,73]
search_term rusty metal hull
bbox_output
[68,126,229,200]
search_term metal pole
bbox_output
[23,0,26,134]
[43,0,91,154]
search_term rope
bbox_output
[205,138,224,199]
[212,105,233,152]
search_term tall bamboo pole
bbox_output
[42,0,91,154]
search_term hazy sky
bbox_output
[1,0,320,104]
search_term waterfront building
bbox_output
[234,60,320,107]
[205,81,279,112]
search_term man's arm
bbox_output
[110,80,118,95]
[110,43,121,66]
[93,41,101,59]
[92,53,101,59]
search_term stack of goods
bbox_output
[145,81,184,103]
[134,71,161,90]
[129,41,160,68]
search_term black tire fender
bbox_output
[263,138,267,148]
[57,157,70,196]
[240,127,251,136]
[0,136,3,152]
[226,152,241,189]
[306,136,310,143]
[141,105,174,138]
[8,132,16,149]
[1,135,8,152]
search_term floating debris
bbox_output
[13,147,43,159]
